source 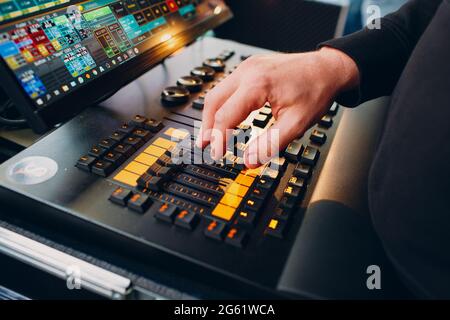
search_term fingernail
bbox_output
[210,147,216,160]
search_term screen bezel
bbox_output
[0,2,232,133]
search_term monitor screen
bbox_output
[0,0,230,115]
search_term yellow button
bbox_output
[135,152,158,166]
[268,219,279,230]
[144,145,165,157]
[124,161,148,175]
[153,137,176,150]
[220,193,243,209]
[212,204,236,221]
[227,182,249,198]
[235,174,255,187]
[164,127,189,140]
[242,167,263,177]
[113,170,139,187]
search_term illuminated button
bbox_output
[265,218,286,238]
[204,219,226,241]
[114,143,135,158]
[236,210,257,228]
[134,153,158,166]
[310,129,327,145]
[127,193,152,213]
[110,131,127,142]
[92,160,114,177]
[153,137,176,150]
[76,155,96,172]
[130,114,147,127]
[225,227,248,248]
[151,6,162,17]
[235,174,254,187]
[259,106,272,116]
[174,210,199,230]
[220,193,243,209]
[88,145,107,158]
[319,115,333,128]
[256,177,275,190]
[144,118,164,133]
[132,129,152,141]
[244,197,262,213]
[109,187,132,206]
[124,136,144,150]
[300,146,320,165]
[154,203,178,223]
[283,185,301,199]
[164,127,189,140]
[104,151,125,165]
[212,204,236,221]
[99,138,117,149]
[144,145,165,157]
[113,170,139,187]
[227,182,249,198]
[118,123,135,134]
[125,161,149,175]
[249,187,268,200]
[288,176,306,190]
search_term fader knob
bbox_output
[177,75,203,92]
[203,58,225,72]
[161,86,190,107]
[191,66,215,82]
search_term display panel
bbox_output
[0,0,228,110]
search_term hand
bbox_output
[196,47,359,168]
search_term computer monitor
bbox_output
[0,0,231,133]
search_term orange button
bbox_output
[134,152,158,166]
[124,161,148,175]
[164,127,189,140]
[113,170,139,187]
[268,219,279,230]
[219,193,243,209]
[235,173,255,187]
[153,137,176,150]
[144,145,165,157]
[227,182,249,198]
[212,204,235,221]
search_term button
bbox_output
[161,86,190,107]
[164,127,189,141]
[132,129,152,142]
[212,203,235,221]
[154,202,178,222]
[110,131,127,141]
[123,136,144,150]
[310,129,327,145]
[130,115,147,127]
[144,119,164,133]
[249,186,268,200]
[222,50,235,60]
[319,115,333,128]
[118,123,135,134]
[235,210,257,228]
[203,58,225,72]
[92,160,115,176]
[293,163,312,179]
[274,207,291,221]
[139,175,163,191]
[174,210,199,230]
[156,166,173,178]
[256,177,275,190]
[259,106,272,115]
[235,174,254,187]
[89,145,107,158]
[109,187,133,206]
[300,146,320,165]
[144,145,166,158]
[135,153,158,167]
[191,66,215,82]
[114,143,135,158]
[265,218,286,238]
[252,114,269,128]
[124,161,149,175]
[128,193,152,213]
[99,138,117,149]
[288,176,306,191]
[328,102,339,115]
[279,196,297,210]
[244,197,262,212]
[113,170,139,187]
[284,141,303,163]
[153,137,176,150]
[225,227,248,248]
[261,167,280,180]
[192,96,205,110]
[204,219,226,241]
[76,155,96,172]
[283,185,301,198]
[220,193,243,209]
[177,75,203,92]
[227,182,249,198]
[104,151,125,165]
[269,157,287,172]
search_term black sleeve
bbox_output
[319,0,442,107]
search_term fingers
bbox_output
[197,74,238,149]
[244,109,309,168]
[210,88,264,160]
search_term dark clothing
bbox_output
[322,0,450,298]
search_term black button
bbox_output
[109,187,132,206]
[110,131,127,141]
[300,146,320,165]
[103,151,125,165]
[319,115,333,128]
[204,219,227,241]
[225,227,248,248]
[118,123,135,134]
[244,197,263,213]
[274,207,291,221]
[174,210,199,230]
[99,138,117,149]
[310,129,327,145]
[161,86,190,107]
[249,187,268,200]
[92,160,115,177]
[114,143,135,158]
[156,166,173,178]
[191,66,215,82]
[293,163,312,179]
[154,202,178,223]
[144,119,164,133]
[128,193,152,213]
[288,176,306,190]
[235,210,257,228]
[279,196,297,210]
[203,58,225,72]
[141,174,163,191]
[123,136,144,150]
[265,219,287,239]
[76,155,96,172]
[137,172,152,189]
[328,102,339,116]
[256,177,275,190]
[252,114,269,128]
[177,75,203,93]
[192,96,205,110]
[283,185,302,199]
[89,145,107,158]
[132,128,152,142]
[222,50,235,60]
[130,115,147,127]
[284,141,303,163]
